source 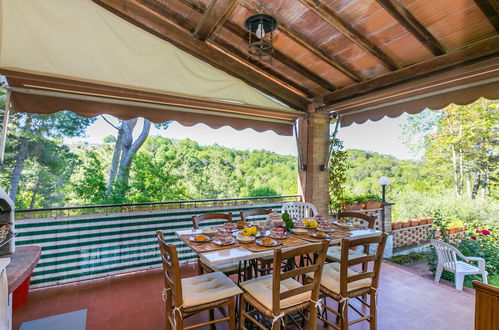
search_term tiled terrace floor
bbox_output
[13,262,474,330]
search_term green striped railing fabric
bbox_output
[16,202,286,288]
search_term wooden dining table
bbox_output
[175,227,381,270]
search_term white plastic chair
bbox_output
[281,201,318,219]
[431,239,488,291]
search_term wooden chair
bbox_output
[239,208,272,222]
[240,209,274,276]
[281,202,318,219]
[191,213,242,277]
[311,233,388,330]
[239,240,329,330]
[326,211,377,263]
[191,212,232,229]
[156,231,241,330]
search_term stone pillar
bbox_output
[297,103,330,215]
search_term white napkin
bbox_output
[0,258,10,330]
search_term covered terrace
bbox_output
[0,0,498,329]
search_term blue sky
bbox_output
[78,112,415,160]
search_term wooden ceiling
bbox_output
[93,0,499,110]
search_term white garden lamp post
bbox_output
[379,176,390,203]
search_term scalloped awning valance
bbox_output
[0,0,302,136]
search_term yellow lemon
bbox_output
[251,226,258,235]
[242,228,253,236]
[309,220,318,228]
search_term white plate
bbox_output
[213,238,236,246]
[189,235,212,243]
[255,238,281,247]
[309,232,331,239]
[269,233,288,239]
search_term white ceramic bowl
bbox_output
[201,228,217,236]
[292,228,308,235]
[237,235,255,244]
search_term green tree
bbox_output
[67,151,107,205]
[328,138,349,212]
[403,99,498,198]
[0,102,95,205]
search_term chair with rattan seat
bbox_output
[156,231,242,330]
[239,240,329,330]
[192,212,233,229]
[191,212,242,276]
[239,208,273,222]
[309,233,388,330]
[240,208,274,276]
[326,212,376,263]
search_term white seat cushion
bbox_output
[312,263,372,295]
[240,274,311,311]
[326,246,366,261]
[181,272,242,308]
[206,261,240,274]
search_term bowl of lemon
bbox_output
[301,218,318,229]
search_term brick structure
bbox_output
[345,206,392,233]
[297,104,330,215]
[392,224,433,249]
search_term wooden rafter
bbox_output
[239,0,363,82]
[298,0,399,70]
[474,0,499,32]
[376,0,446,56]
[174,0,338,92]
[321,35,499,105]
[194,0,238,40]
[93,0,308,109]
[141,0,312,97]
[225,23,338,91]
[210,37,314,97]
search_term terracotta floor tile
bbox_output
[13,262,475,330]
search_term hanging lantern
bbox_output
[244,13,277,60]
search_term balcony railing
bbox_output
[15,195,300,288]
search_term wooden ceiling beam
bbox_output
[222,23,337,92]
[298,0,399,70]
[175,0,337,92]
[193,0,238,41]
[239,0,363,82]
[142,0,318,97]
[322,35,499,105]
[376,0,446,56]
[210,37,315,97]
[474,0,499,32]
[92,0,308,109]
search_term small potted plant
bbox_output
[402,221,411,228]
[364,193,383,209]
[343,195,362,211]
[391,221,402,230]
[410,219,420,227]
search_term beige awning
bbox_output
[329,57,499,127]
[0,0,302,135]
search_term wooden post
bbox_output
[0,90,12,165]
[298,103,330,215]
